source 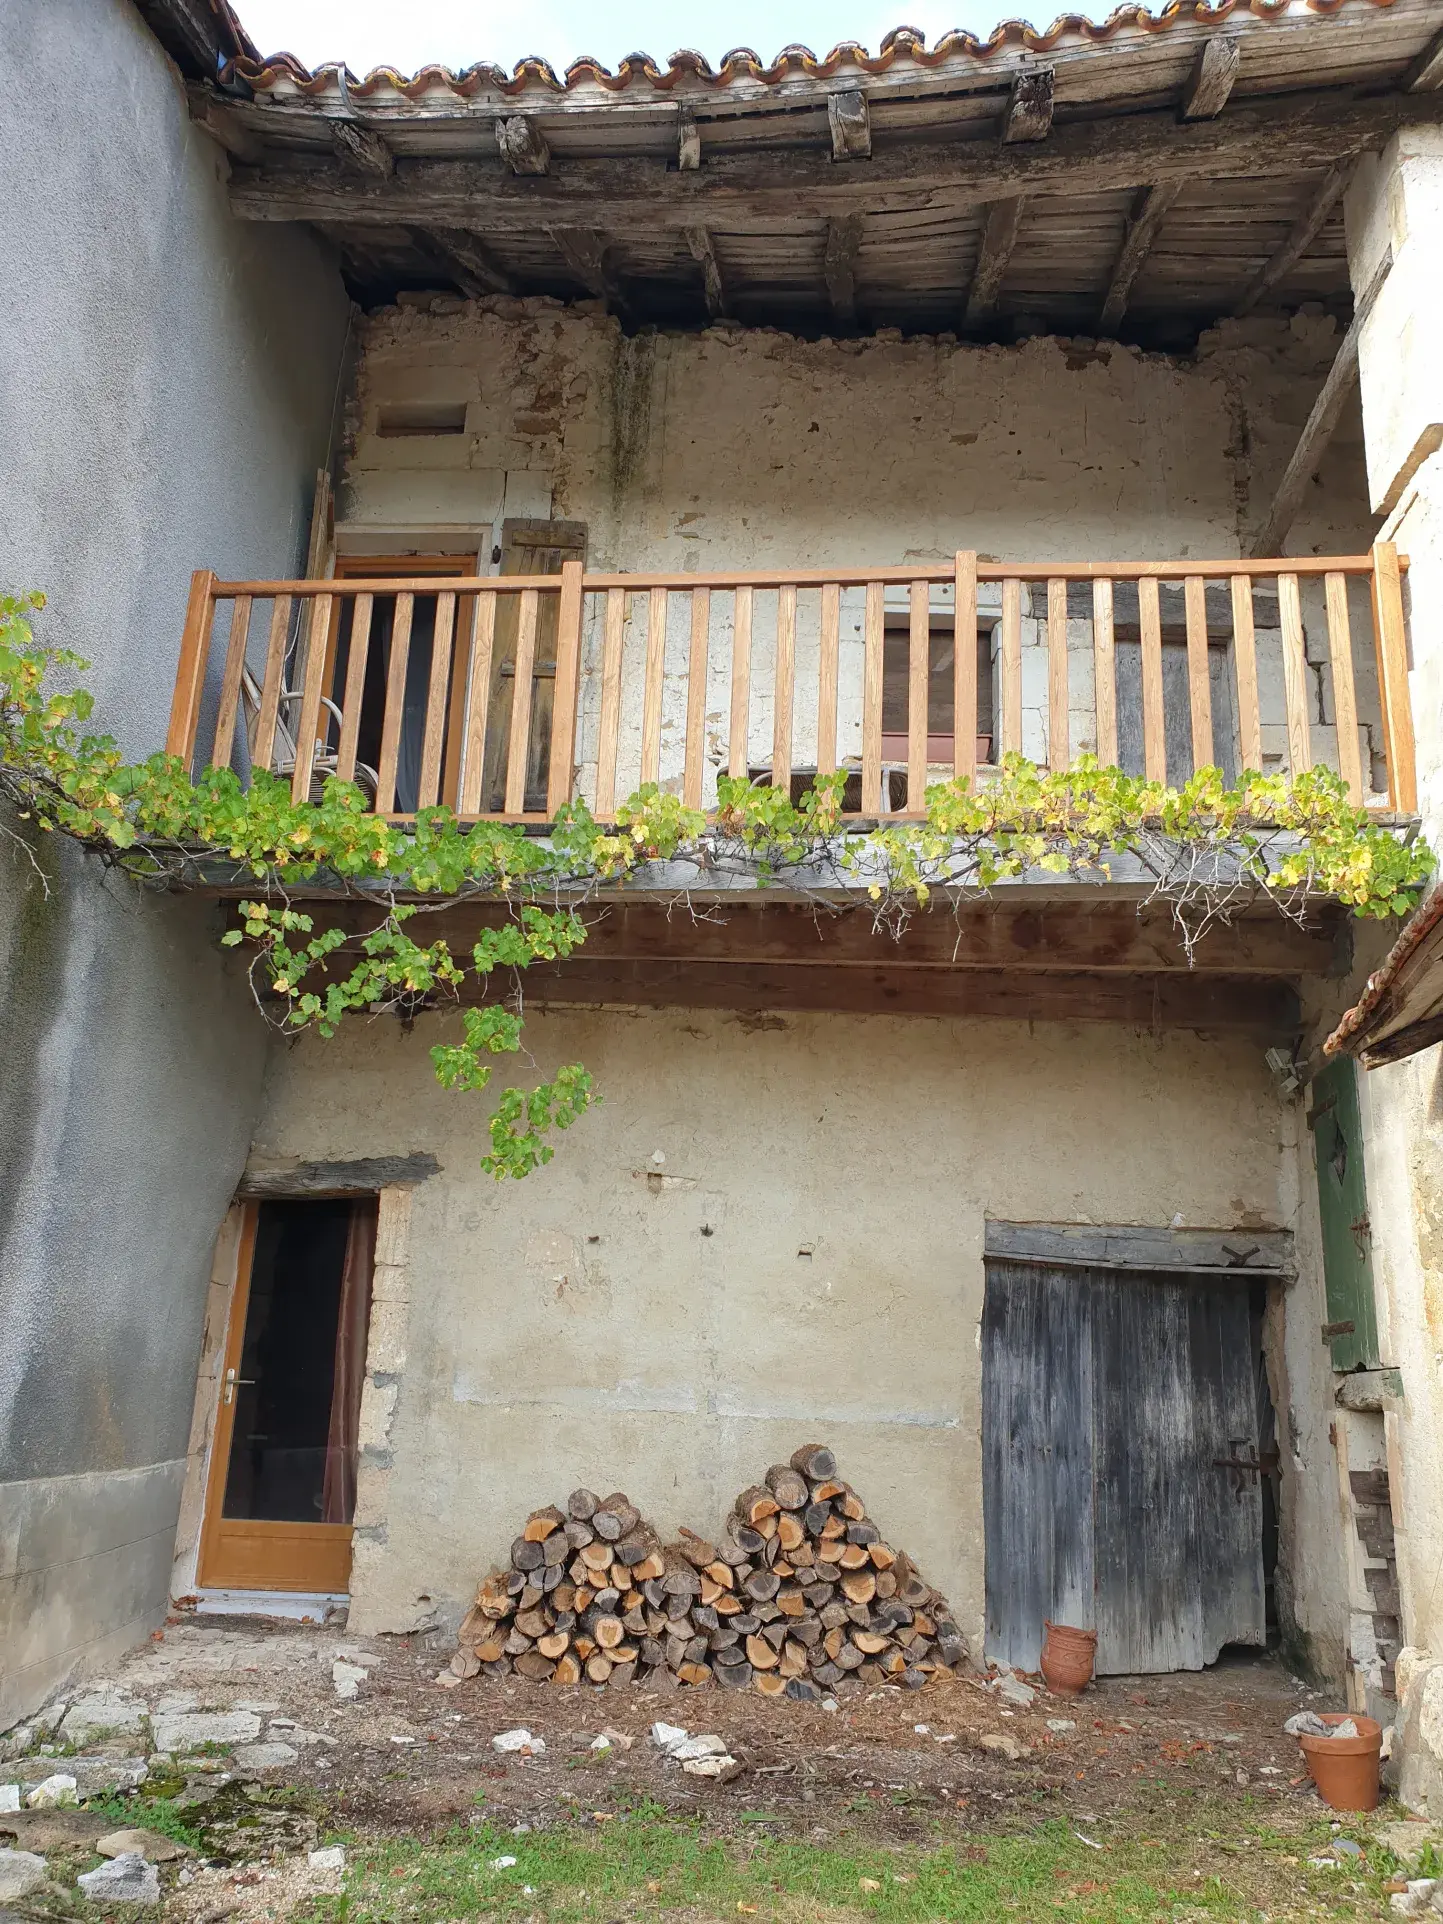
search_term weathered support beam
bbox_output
[549,226,625,313]
[229,88,1443,232]
[1250,254,1391,556]
[684,225,728,318]
[677,106,701,171]
[963,196,1025,330]
[1182,36,1241,120]
[186,84,264,162]
[828,89,872,160]
[238,1154,440,1198]
[1098,181,1182,335]
[1403,19,1443,90]
[409,227,515,296]
[329,118,394,178]
[496,115,550,176]
[823,213,864,325]
[1235,161,1352,314]
[1004,66,1055,143]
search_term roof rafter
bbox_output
[684,225,728,318]
[1098,181,1182,335]
[963,196,1025,331]
[1234,160,1352,314]
[824,213,864,326]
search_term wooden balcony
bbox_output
[166,547,1417,828]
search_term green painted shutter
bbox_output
[1308,1058,1380,1371]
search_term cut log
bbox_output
[594,1615,625,1649]
[713,1640,748,1666]
[840,1492,866,1522]
[678,1527,717,1566]
[598,1494,640,1536]
[744,1569,781,1602]
[823,1627,844,1660]
[820,1600,849,1630]
[811,1480,845,1501]
[818,1540,846,1564]
[581,1541,614,1571]
[503,1628,533,1657]
[617,1533,655,1567]
[475,1637,506,1664]
[869,1543,896,1570]
[874,1570,897,1598]
[730,1522,767,1556]
[766,1465,810,1511]
[610,1660,638,1687]
[700,1578,724,1606]
[776,1513,805,1552]
[684,1634,709,1664]
[754,1670,786,1696]
[692,1603,720,1632]
[543,1535,569,1569]
[705,1560,736,1588]
[736,1485,781,1525]
[853,1631,889,1655]
[564,1519,595,1549]
[791,1541,815,1568]
[841,1571,877,1605]
[835,1642,866,1671]
[553,1652,581,1684]
[718,1539,753,1568]
[517,1582,544,1611]
[755,1513,779,1540]
[575,1636,597,1661]
[790,1444,838,1481]
[524,1505,565,1542]
[450,1647,481,1679]
[779,1640,809,1677]
[746,1634,779,1669]
[515,1651,555,1681]
[846,1520,881,1546]
[714,1591,743,1617]
[633,1553,666,1583]
[717,1660,753,1689]
[511,1537,544,1570]
[776,1585,806,1617]
[820,1515,846,1540]
[677,1662,712,1686]
[515,1608,551,1639]
[567,1488,599,1520]
[838,1544,871,1570]
[586,1654,613,1684]
[663,1561,702,1597]
[623,1604,649,1635]
[592,1508,623,1543]
[786,1676,823,1703]
[710,1625,742,1652]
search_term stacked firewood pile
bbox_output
[448,1447,967,1693]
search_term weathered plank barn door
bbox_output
[983,1258,1265,1674]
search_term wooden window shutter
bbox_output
[1308,1058,1381,1371]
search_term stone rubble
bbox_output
[76,1850,162,1905]
[0,1848,49,1902]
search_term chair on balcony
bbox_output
[239,668,380,804]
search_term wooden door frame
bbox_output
[196,1199,354,1595]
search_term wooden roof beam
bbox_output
[1004,66,1055,143]
[1098,181,1182,335]
[684,226,728,319]
[1182,36,1241,120]
[824,213,864,326]
[549,226,625,315]
[1235,161,1352,314]
[1249,253,1390,556]
[678,106,701,171]
[496,115,550,176]
[408,227,515,296]
[229,90,1443,233]
[329,118,394,178]
[828,89,872,160]
[963,196,1025,330]
[1403,19,1443,90]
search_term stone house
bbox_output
[6,0,1443,1808]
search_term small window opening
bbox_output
[376,402,468,438]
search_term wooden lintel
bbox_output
[237,1153,440,1197]
[684,225,728,318]
[459,956,1299,1035]
[228,87,1443,234]
[963,196,1025,329]
[824,213,864,325]
[408,226,515,296]
[1235,161,1352,314]
[677,106,702,171]
[1182,37,1241,120]
[496,115,550,176]
[828,89,872,160]
[1250,253,1391,557]
[310,899,1343,979]
[1098,182,1182,336]
[1004,66,1055,143]
[985,1219,1294,1277]
[329,118,394,179]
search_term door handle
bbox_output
[222,1367,256,1405]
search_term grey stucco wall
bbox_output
[0,0,350,1723]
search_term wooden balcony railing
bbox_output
[166,546,1417,827]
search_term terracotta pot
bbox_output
[1296,1713,1382,1811]
[1040,1621,1097,1696]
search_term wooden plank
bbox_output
[1231,576,1263,773]
[1182,36,1240,119]
[641,585,667,785]
[1184,574,1214,772]
[1000,577,1023,757]
[1371,540,1417,813]
[458,591,498,815]
[547,558,585,815]
[231,89,1443,232]
[166,568,217,766]
[440,590,475,808]
[1325,571,1364,803]
[823,214,864,326]
[817,581,840,777]
[863,580,885,811]
[1278,572,1313,777]
[374,592,413,814]
[773,583,797,791]
[984,1220,1293,1275]
[416,589,456,809]
[1139,576,1167,783]
[251,593,292,776]
[594,587,628,816]
[290,592,334,803]
[1092,578,1117,766]
[503,588,540,814]
[1250,252,1390,557]
[954,551,978,785]
[211,593,252,769]
[335,592,372,784]
[729,585,753,780]
[1047,576,1068,772]
[908,578,929,808]
[1098,182,1182,336]
[237,1153,440,1197]
[963,197,1024,329]
[683,584,711,809]
[1236,162,1351,314]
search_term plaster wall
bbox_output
[247,1005,1350,1669]
[0,0,350,1724]
[344,301,1384,803]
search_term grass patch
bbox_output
[319,1806,1405,1923]
[79,1793,207,1852]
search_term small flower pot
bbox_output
[1040,1621,1097,1696]
[1296,1713,1383,1811]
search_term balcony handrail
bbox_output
[169,545,1418,829]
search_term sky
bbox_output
[232,0,1081,76]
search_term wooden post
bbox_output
[251,593,292,775]
[290,592,334,804]
[954,552,978,786]
[504,588,540,814]
[1046,576,1068,772]
[166,569,217,767]
[1230,575,1262,773]
[211,594,252,769]
[1092,578,1117,766]
[1278,572,1312,777]
[641,587,667,785]
[1324,572,1364,803]
[908,578,929,809]
[817,581,841,777]
[374,592,414,813]
[728,586,753,781]
[1371,541,1417,813]
[416,590,456,809]
[1184,574,1213,773]
[1000,577,1023,757]
[773,584,797,792]
[594,588,627,815]
[547,559,585,816]
[862,581,884,811]
[458,592,498,816]
[1139,576,1167,782]
[335,593,373,785]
